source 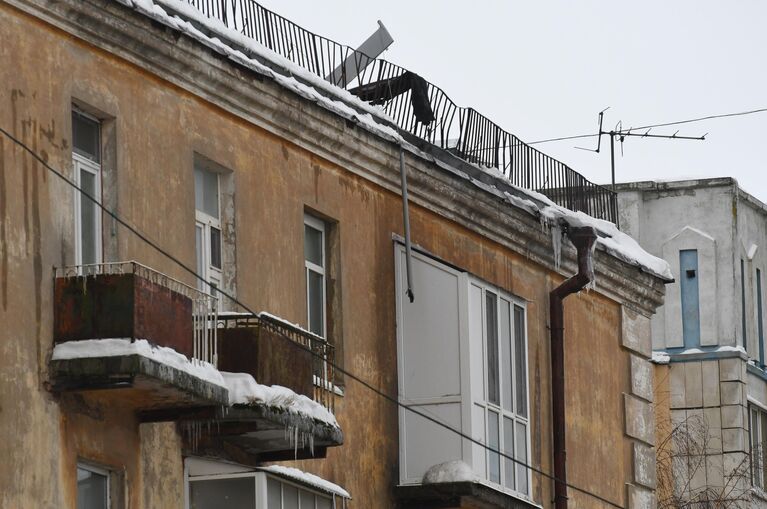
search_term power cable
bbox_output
[0,125,625,509]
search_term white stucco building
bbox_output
[617,177,767,506]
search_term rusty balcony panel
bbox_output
[217,313,336,412]
[217,327,314,402]
[54,272,194,358]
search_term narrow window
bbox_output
[77,463,109,509]
[514,305,528,417]
[742,259,748,348]
[194,164,222,294]
[476,285,529,495]
[758,269,764,366]
[72,109,102,267]
[304,214,326,338]
[679,250,701,348]
[485,291,499,406]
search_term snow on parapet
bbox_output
[51,338,226,388]
[119,0,401,143]
[120,0,670,282]
[467,165,672,280]
[651,345,747,365]
[422,460,478,484]
[259,465,351,499]
[498,184,672,281]
[221,372,339,428]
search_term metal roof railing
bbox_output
[179,0,617,223]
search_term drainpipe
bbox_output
[549,226,598,509]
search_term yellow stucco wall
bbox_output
[0,3,638,508]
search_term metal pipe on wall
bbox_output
[399,145,415,303]
[549,226,597,509]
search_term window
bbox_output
[751,405,767,489]
[759,269,765,366]
[188,471,346,509]
[679,249,700,348]
[77,463,109,509]
[195,164,222,294]
[474,284,530,495]
[742,259,748,348]
[304,214,326,338]
[72,109,102,267]
[395,247,531,499]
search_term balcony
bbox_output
[176,313,342,462]
[51,262,342,459]
[50,261,227,410]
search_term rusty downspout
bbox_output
[550,226,598,509]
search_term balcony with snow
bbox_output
[174,312,343,462]
[50,261,227,411]
[50,262,342,458]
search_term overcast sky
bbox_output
[258,0,767,200]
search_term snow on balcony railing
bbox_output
[55,261,219,367]
[161,0,618,223]
[217,311,336,413]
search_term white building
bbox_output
[617,177,767,506]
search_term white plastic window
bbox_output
[194,165,222,294]
[77,463,109,509]
[72,110,102,267]
[188,471,342,509]
[304,214,326,338]
[474,283,530,495]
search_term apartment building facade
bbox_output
[2,0,670,507]
[618,178,767,507]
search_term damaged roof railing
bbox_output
[182,0,618,223]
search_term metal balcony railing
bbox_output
[217,313,336,413]
[55,261,219,366]
[170,0,618,223]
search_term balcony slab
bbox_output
[49,354,228,411]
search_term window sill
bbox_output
[313,375,345,397]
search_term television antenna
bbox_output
[577,108,707,193]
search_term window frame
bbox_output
[186,470,343,509]
[751,404,767,489]
[72,109,103,269]
[393,244,532,499]
[473,281,532,496]
[194,165,222,294]
[758,268,765,367]
[77,461,110,509]
[304,214,327,339]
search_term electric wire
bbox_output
[525,106,767,146]
[0,125,625,509]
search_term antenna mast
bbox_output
[577,109,706,227]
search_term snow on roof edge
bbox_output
[118,0,672,283]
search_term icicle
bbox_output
[551,225,562,272]
[294,426,299,460]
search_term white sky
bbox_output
[258,0,767,200]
